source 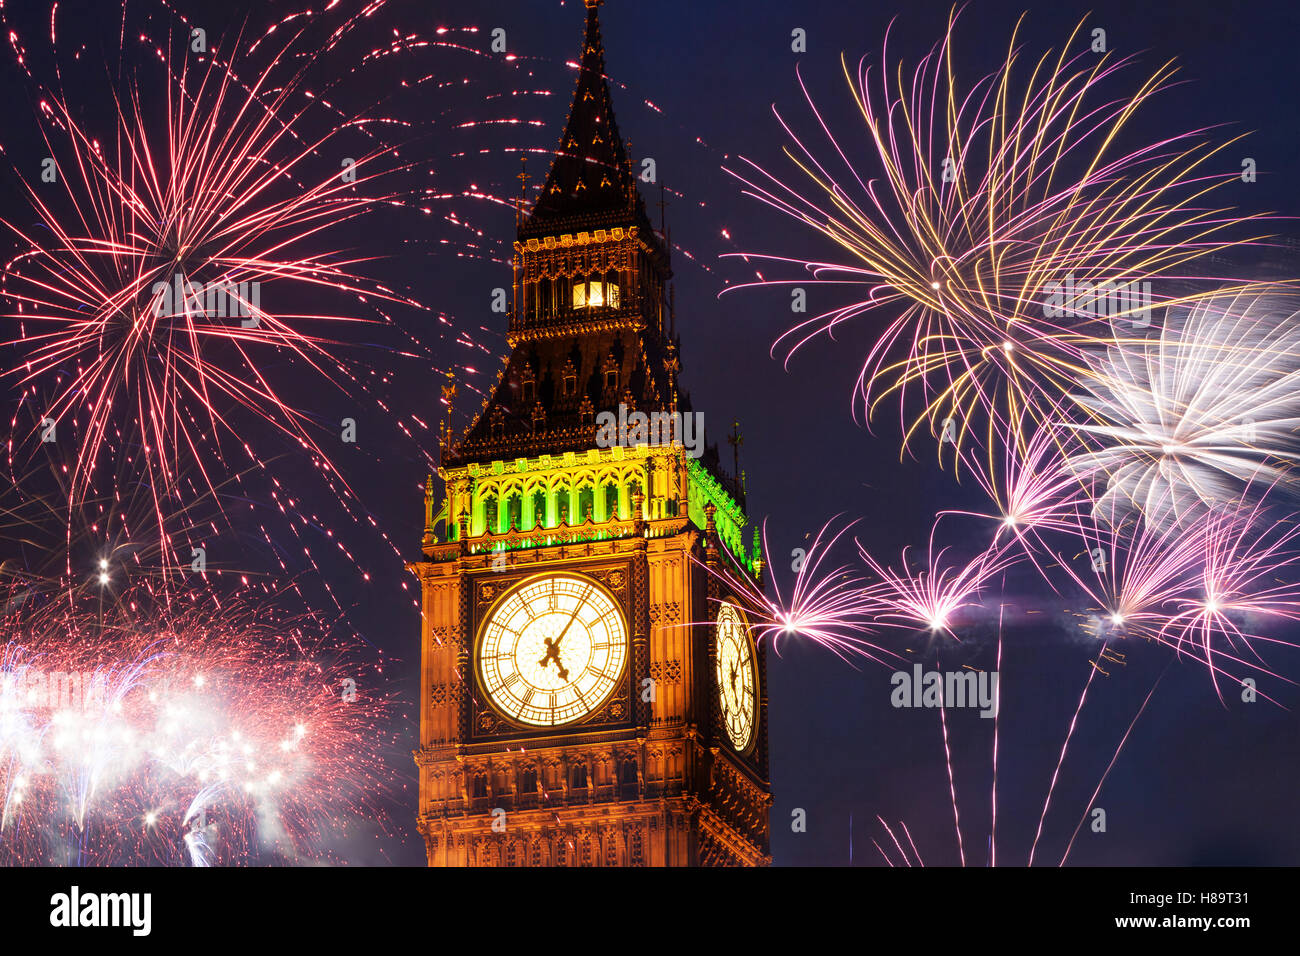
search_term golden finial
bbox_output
[516,155,529,225]
[727,419,744,485]
[439,370,457,457]
[423,475,437,550]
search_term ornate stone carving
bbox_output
[649,660,682,684]
[649,602,681,625]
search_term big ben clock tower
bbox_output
[411,0,772,867]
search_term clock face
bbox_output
[715,604,756,752]
[478,574,628,727]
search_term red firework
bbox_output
[0,1,423,556]
[0,577,401,865]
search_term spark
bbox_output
[724,10,1264,465]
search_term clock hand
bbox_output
[537,637,569,681]
[538,587,590,680]
[549,586,591,654]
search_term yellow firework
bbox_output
[726,8,1270,473]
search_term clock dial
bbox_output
[715,604,756,751]
[478,574,628,727]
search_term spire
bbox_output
[523,0,636,234]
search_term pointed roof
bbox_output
[521,0,644,236]
[443,1,688,470]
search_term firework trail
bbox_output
[871,815,923,867]
[885,660,1171,867]
[0,0,438,555]
[1025,639,1115,866]
[0,578,399,865]
[857,522,1019,640]
[1157,493,1300,700]
[724,8,1267,464]
[1065,286,1300,528]
[696,518,892,666]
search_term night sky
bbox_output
[2,0,1298,866]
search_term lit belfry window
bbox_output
[573,278,619,309]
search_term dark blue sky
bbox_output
[3,0,1298,865]
[480,0,1300,867]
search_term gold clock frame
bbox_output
[715,600,759,755]
[474,570,630,730]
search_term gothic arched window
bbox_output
[602,480,620,521]
[601,355,619,393]
[503,493,522,533]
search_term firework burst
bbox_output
[949,418,1092,567]
[1055,499,1204,644]
[1066,286,1300,528]
[0,1,431,561]
[0,578,399,865]
[725,8,1265,464]
[1156,494,1300,698]
[696,518,890,665]
[858,523,1019,639]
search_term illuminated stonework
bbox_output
[411,1,771,867]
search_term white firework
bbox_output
[1065,286,1300,527]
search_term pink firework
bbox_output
[1056,499,1205,643]
[723,9,1265,461]
[951,418,1093,563]
[0,1,425,555]
[1158,494,1300,698]
[858,523,1019,639]
[698,519,891,666]
[0,578,400,865]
